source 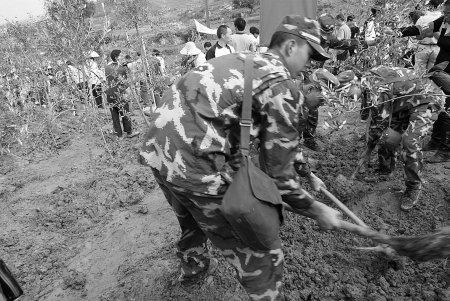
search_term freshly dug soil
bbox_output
[1,109,450,301]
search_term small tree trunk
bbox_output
[135,23,155,122]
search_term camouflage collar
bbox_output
[263,50,291,79]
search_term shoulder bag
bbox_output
[222,54,284,251]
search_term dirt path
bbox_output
[0,133,180,301]
[1,107,450,301]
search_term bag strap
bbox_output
[240,54,254,157]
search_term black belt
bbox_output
[419,43,438,46]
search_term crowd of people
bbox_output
[2,1,450,300]
[1,47,170,140]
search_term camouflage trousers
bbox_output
[302,109,318,141]
[152,169,285,301]
[368,104,438,188]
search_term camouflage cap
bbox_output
[274,15,331,61]
[337,70,357,85]
[318,14,335,34]
[309,68,340,87]
[369,66,420,95]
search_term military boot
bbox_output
[426,150,450,163]
[303,139,323,152]
[178,258,218,285]
[400,185,422,211]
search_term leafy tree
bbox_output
[232,0,258,13]
[110,0,161,106]
[111,0,152,32]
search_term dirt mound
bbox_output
[1,109,450,301]
[280,110,450,300]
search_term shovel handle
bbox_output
[320,187,369,228]
[350,158,366,179]
[281,203,390,243]
[339,220,391,242]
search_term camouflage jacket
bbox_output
[362,66,442,115]
[141,52,314,209]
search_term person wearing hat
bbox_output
[361,66,441,211]
[301,68,340,152]
[179,42,206,75]
[318,13,336,47]
[317,13,336,67]
[335,70,361,99]
[87,51,105,108]
[140,15,341,300]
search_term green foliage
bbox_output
[232,0,258,13]
[84,1,97,18]
[110,0,154,30]
[47,0,96,22]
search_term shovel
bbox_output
[319,187,367,227]
[333,155,368,199]
[282,188,395,256]
[282,201,395,256]
[283,190,450,262]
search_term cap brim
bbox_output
[308,41,331,61]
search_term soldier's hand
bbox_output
[306,201,342,231]
[308,173,327,192]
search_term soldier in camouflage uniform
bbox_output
[361,66,441,211]
[301,68,340,152]
[302,109,320,150]
[140,16,342,300]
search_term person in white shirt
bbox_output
[230,17,255,52]
[250,26,260,52]
[180,41,206,75]
[206,25,235,60]
[413,7,442,74]
[363,8,380,46]
[333,14,352,61]
[66,59,89,114]
[152,49,166,75]
[66,60,87,89]
[86,51,105,108]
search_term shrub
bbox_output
[232,0,258,13]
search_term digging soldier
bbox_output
[140,16,342,300]
[360,66,441,211]
[300,68,341,152]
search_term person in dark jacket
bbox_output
[347,15,360,56]
[205,25,235,60]
[401,0,450,163]
[105,49,139,139]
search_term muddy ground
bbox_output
[1,106,450,301]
